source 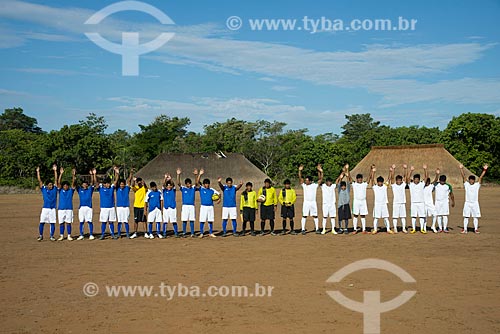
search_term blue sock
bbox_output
[222,219,228,234]
[156,222,161,234]
[182,222,187,234]
[67,224,72,235]
[109,223,115,236]
[49,223,55,237]
[117,222,122,235]
[79,222,84,236]
[190,221,195,235]
[163,223,167,235]
[200,222,205,234]
[38,223,44,236]
[173,223,178,234]
[125,223,130,236]
[101,222,106,235]
[148,223,153,234]
[88,222,94,235]
[209,222,213,234]
[59,224,65,236]
[232,219,237,233]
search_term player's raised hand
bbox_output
[317,164,323,172]
[345,163,349,170]
[389,166,394,172]
[59,166,64,174]
[199,168,205,175]
[52,164,57,171]
[483,164,489,170]
[36,166,40,173]
[436,168,440,174]
[217,177,222,183]
[402,164,408,169]
[72,168,76,176]
[193,168,198,175]
[459,164,464,169]
[113,166,119,173]
[391,164,396,169]
[176,168,182,175]
[372,167,377,172]
[298,165,304,171]
[423,164,428,169]
[239,180,243,186]
[164,173,169,179]
[410,166,415,171]
[92,168,97,175]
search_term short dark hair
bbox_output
[395,175,403,181]
[103,177,112,184]
[283,179,291,185]
[264,178,272,184]
[226,177,233,183]
[356,174,363,179]
[305,175,313,181]
[119,179,126,184]
[165,180,173,186]
[340,181,347,187]
[326,177,333,182]
[413,174,421,180]
[150,181,157,187]
[439,175,447,182]
[468,175,476,181]
[61,181,70,187]
[202,178,210,185]
[376,176,384,183]
[246,182,253,187]
[81,178,88,184]
[185,178,192,184]
[136,177,143,182]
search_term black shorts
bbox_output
[281,205,295,219]
[338,204,351,221]
[134,207,145,223]
[242,207,256,222]
[260,204,275,220]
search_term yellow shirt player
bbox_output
[257,178,278,236]
[278,179,297,235]
[240,182,258,236]
[130,175,148,239]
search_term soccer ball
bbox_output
[257,195,266,202]
[212,193,220,201]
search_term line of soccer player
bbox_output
[36,162,488,241]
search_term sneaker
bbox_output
[233,232,240,237]
[259,231,265,236]
[321,229,326,235]
[402,228,408,234]
[301,230,306,235]
[251,232,257,236]
[222,232,228,237]
[174,233,180,238]
[130,232,138,239]
[351,230,358,235]
[338,229,344,235]
[144,233,150,239]
[99,235,105,240]
[443,229,450,233]
[57,235,64,241]
[474,229,480,234]
[410,229,416,234]
[421,230,427,234]
[461,229,467,234]
[199,234,204,239]
[67,235,73,241]
[112,235,119,240]
[280,230,286,236]
[387,230,394,234]
[77,235,84,240]
[371,229,378,234]
[149,234,155,239]
[332,229,338,235]
[290,230,298,235]
[158,234,164,239]
[37,235,43,241]
[210,233,217,238]
[270,231,277,236]
[89,235,95,240]
[393,228,398,234]
[50,236,56,241]
[431,227,437,233]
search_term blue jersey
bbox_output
[77,186,94,208]
[99,184,115,208]
[116,185,130,207]
[58,188,75,210]
[199,187,219,206]
[146,190,162,210]
[180,186,196,205]
[41,186,58,209]
[162,188,176,209]
[222,185,237,208]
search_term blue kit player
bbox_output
[176,168,198,237]
[197,169,220,238]
[77,169,97,240]
[36,164,58,241]
[218,176,243,237]
[56,167,76,241]
[115,166,133,238]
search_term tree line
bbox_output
[0,107,498,187]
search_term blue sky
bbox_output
[0,0,499,135]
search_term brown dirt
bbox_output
[0,188,499,333]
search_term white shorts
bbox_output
[410,202,425,217]
[373,203,389,218]
[463,202,481,218]
[392,203,407,218]
[435,200,449,216]
[58,209,73,224]
[302,200,318,217]
[352,199,368,215]
[163,207,177,223]
[181,205,196,221]
[100,208,116,222]
[78,206,93,223]
[40,208,56,224]
[424,202,436,217]
[322,203,336,218]
[116,207,130,222]
[222,207,237,220]
[199,205,215,223]
[147,208,162,223]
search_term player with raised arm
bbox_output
[408,165,426,234]
[162,173,178,238]
[434,171,455,234]
[96,167,118,240]
[77,169,97,240]
[389,164,408,233]
[197,169,220,238]
[369,165,392,234]
[36,164,58,241]
[349,165,372,234]
[298,164,322,235]
[218,175,243,237]
[423,166,440,233]
[318,164,337,235]
[56,166,76,241]
[177,168,198,237]
[130,170,148,239]
[460,164,488,234]
[115,166,133,238]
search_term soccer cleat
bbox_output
[321,229,326,235]
[301,230,306,235]
[431,227,437,233]
[233,232,240,237]
[77,235,84,240]
[199,234,204,239]
[158,234,164,239]
[371,230,378,235]
[437,229,443,233]
[149,234,155,239]
[174,233,180,238]
[67,235,73,241]
[338,228,344,235]
[57,235,64,241]
[420,230,427,234]
[162,234,167,239]
[402,228,408,234]
[50,236,56,241]
[332,229,338,235]
[351,230,358,235]
[362,230,368,234]
[130,232,137,239]
[315,229,321,235]
[191,234,195,238]
[222,232,228,237]
[290,230,298,235]
[474,229,480,234]
[270,231,277,236]
[37,235,43,241]
[144,233,150,239]
[210,233,217,238]
[460,230,467,234]
[410,229,416,234]
[387,230,394,234]
[443,229,450,233]
[112,235,119,240]
[99,235,105,240]
[89,235,95,240]
[259,231,265,236]
[251,232,257,236]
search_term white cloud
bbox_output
[271,85,295,92]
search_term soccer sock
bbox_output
[163,223,167,235]
[463,217,469,230]
[117,222,122,235]
[420,218,425,231]
[261,221,265,232]
[182,221,187,234]
[270,219,274,232]
[301,217,306,231]
[344,219,349,230]
[431,216,436,229]
[79,222,84,236]
[190,221,195,235]
[148,223,153,234]
[290,220,294,231]
[67,224,72,235]
[322,218,327,229]
[443,216,448,230]
[38,223,44,236]
[209,222,213,234]
[125,223,130,236]
[173,223,178,234]
[282,220,286,231]
[231,219,237,233]
[200,222,205,234]
[401,218,406,230]
[50,223,55,237]
[473,218,479,230]
[353,217,358,230]
[393,219,398,231]
[314,218,319,231]
[222,219,228,234]
[437,216,442,230]
[156,222,161,234]
[59,224,65,236]
[384,218,390,230]
[88,222,94,235]
[411,217,416,230]
[101,222,106,235]
[331,219,335,229]
[373,219,378,231]
[109,223,115,236]
[361,218,366,231]
[250,221,255,232]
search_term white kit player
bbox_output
[369,166,392,234]
[348,165,372,233]
[317,164,337,235]
[388,164,408,234]
[298,164,322,235]
[423,166,440,233]
[434,174,455,233]
[460,164,488,234]
[408,166,427,234]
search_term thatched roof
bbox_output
[351,144,476,188]
[136,153,270,187]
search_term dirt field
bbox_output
[1,187,499,334]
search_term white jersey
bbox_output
[302,183,319,202]
[391,182,406,204]
[423,184,435,205]
[409,182,425,203]
[435,183,452,202]
[321,184,336,205]
[352,182,368,201]
[464,182,480,203]
[373,184,388,204]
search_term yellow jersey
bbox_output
[257,187,278,206]
[132,185,147,208]
[240,190,258,209]
[278,188,297,206]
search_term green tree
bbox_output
[0,107,43,134]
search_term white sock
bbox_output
[314,218,319,231]
[420,218,425,231]
[322,218,327,229]
[443,216,448,230]
[373,219,378,230]
[330,219,335,229]
[412,217,416,230]
[473,218,479,230]
[361,217,366,231]
[384,218,390,230]
[353,217,358,230]
[463,217,468,231]
[301,217,306,231]
[401,218,406,230]
[431,216,436,229]
[393,219,398,230]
